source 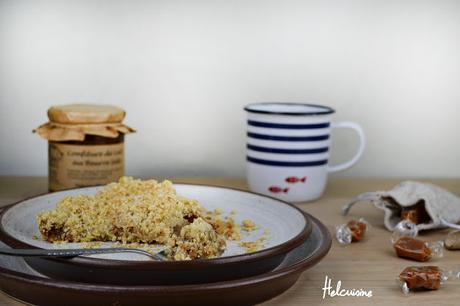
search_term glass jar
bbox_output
[34,104,135,191]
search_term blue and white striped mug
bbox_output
[244,102,365,202]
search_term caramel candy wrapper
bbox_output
[347,220,366,242]
[336,218,368,245]
[391,220,419,242]
[394,237,432,262]
[399,266,442,291]
[393,237,443,262]
[398,266,460,295]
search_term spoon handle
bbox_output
[0,247,166,260]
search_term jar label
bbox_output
[49,142,124,191]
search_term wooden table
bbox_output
[0,177,459,305]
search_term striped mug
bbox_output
[244,102,365,202]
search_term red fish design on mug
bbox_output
[285,176,307,183]
[268,186,289,193]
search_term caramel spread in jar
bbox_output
[34,104,135,191]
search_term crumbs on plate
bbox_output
[241,219,257,231]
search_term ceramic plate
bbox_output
[0,184,311,284]
[0,213,331,306]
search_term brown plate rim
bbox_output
[0,183,312,270]
[0,212,331,294]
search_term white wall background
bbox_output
[1,0,459,178]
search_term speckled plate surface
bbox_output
[0,213,331,306]
[0,184,311,284]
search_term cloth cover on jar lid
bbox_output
[33,104,135,141]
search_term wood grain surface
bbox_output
[0,176,459,306]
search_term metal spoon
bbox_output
[0,247,167,261]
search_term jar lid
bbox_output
[47,104,126,124]
[34,103,135,141]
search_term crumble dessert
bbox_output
[37,177,230,260]
[37,176,266,260]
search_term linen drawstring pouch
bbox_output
[342,181,460,232]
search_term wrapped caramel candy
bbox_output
[392,220,419,239]
[397,266,459,295]
[401,209,419,224]
[400,201,430,225]
[399,266,443,294]
[336,218,369,245]
[445,230,460,250]
[393,236,443,262]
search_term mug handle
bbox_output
[327,121,366,173]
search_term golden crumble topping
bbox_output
[242,219,257,231]
[170,217,226,260]
[37,177,266,260]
